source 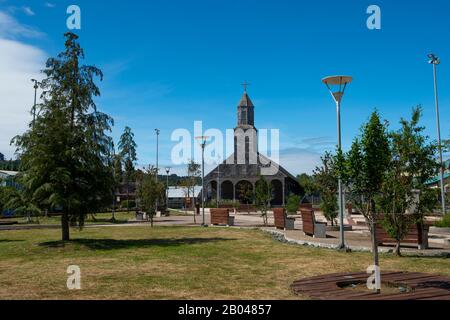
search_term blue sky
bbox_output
[0,0,449,175]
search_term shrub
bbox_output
[286,194,300,214]
[320,192,338,226]
[435,214,450,228]
[120,200,136,209]
[219,200,240,208]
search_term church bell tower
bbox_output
[234,82,258,164]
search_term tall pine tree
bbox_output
[13,33,114,241]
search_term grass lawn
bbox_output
[1,226,450,300]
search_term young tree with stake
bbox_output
[340,111,391,292]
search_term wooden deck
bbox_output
[291,271,450,300]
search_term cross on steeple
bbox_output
[241,81,250,93]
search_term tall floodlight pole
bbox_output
[155,129,160,181]
[322,75,353,250]
[31,79,39,128]
[165,167,171,210]
[154,129,160,216]
[196,136,209,227]
[112,145,117,221]
[216,154,221,208]
[428,54,446,215]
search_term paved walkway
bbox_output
[148,212,450,256]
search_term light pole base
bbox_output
[336,244,351,252]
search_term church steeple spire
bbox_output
[237,83,255,128]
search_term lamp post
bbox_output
[165,167,171,211]
[196,136,209,227]
[155,129,160,181]
[216,154,221,208]
[428,54,446,215]
[154,129,160,216]
[322,75,353,250]
[31,79,40,128]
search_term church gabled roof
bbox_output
[238,92,254,108]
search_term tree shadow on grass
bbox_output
[39,237,236,250]
[0,239,24,243]
[88,218,129,224]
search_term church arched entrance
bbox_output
[207,180,218,202]
[221,181,234,201]
[236,180,254,204]
[270,179,283,206]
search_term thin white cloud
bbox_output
[44,2,55,8]
[22,7,35,16]
[279,147,323,175]
[0,11,44,39]
[0,11,47,159]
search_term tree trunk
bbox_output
[395,241,402,256]
[370,201,380,294]
[126,182,130,213]
[61,212,70,241]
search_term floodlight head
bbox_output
[322,75,353,104]
[428,53,440,65]
[195,136,210,147]
[31,78,39,89]
[165,167,171,174]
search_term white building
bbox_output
[0,170,19,188]
[167,186,202,209]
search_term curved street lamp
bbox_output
[428,54,446,215]
[196,136,210,226]
[322,75,353,250]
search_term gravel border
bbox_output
[263,228,450,258]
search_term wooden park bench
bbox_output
[218,204,234,209]
[236,204,257,213]
[300,209,327,238]
[273,208,295,231]
[375,216,430,250]
[298,203,313,212]
[210,208,235,227]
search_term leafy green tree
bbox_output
[136,166,164,227]
[12,32,114,241]
[378,106,439,255]
[187,160,201,208]
[341,111,391,279]
[113,154,123,186]
[0,152,4,162]
[118,126,137,212]
[286,194,301,214]
[297,173,318,202]
[314,152,339,225]
[237,182,254,208]
[0,186,16,214]
[110,150,123,220]
[5,188,41,223]
[321,193,339,226]
[255,176,273,226]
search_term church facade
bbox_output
[204,89,301,206]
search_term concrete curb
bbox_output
[262,228,450,258]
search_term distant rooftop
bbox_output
[0,170,19,177]
[168,186,202,198]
